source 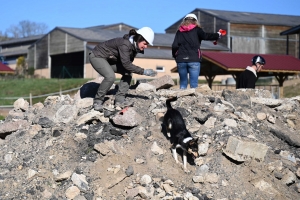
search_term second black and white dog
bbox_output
[162,97,199,172]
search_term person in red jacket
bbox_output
[89,27,157,111]
[172,13,225,89]
[236,55,266,89]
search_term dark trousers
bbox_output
[89,52,132,103]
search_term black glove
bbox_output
[143,69,157,77]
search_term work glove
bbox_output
[217,29,227,38]
[214,29,227,45]
[143,69,157,77]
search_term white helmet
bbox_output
[184,13,198,21]
[137,27,154,46]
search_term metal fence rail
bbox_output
[0,87,81,100]
[0,87,81,108]
[211,84,280,99]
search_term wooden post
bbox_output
[275,73,287,98]
[279,86,283,99]
[29,93,32,106]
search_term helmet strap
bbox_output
[255,63,261,72]
[134,41,142,53]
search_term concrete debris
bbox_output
[0,78,300,199]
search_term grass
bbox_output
[283,82,300,98]
[0,78,92,105]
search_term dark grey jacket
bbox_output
[92,34,144,75]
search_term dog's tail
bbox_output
[166,97,178,110]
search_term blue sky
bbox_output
[1,0,299,34]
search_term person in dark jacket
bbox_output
[236,55,266,89]
[172,13,225,89]
[89,27,157,111]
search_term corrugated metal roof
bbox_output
[203,51,300,73]
[197,8,300,26]
[0,49,27,57]
[59,27,177,47]
[0,62,14,73]
[166,9,300,31]
[0,35,44,45]
[86,23,138,31]
[86,42,228,60]
[58,27,120,42]
[77,28,229,50]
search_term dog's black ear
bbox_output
[189,138,197,145]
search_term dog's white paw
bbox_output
[184,169,191,173]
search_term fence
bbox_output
[0,87,81,108]
[211,84,280,99]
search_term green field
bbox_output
[283,83,300,98]
[0,78,92,105]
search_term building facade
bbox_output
[27,25,228,79]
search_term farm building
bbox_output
[166,8,300,57]
[26,23,228,79]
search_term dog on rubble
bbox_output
[162,97,199,172]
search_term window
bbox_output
[156,66,165,72]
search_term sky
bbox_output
[1,0,300,35]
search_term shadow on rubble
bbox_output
[222,152,244,165]
[79,82,100,98]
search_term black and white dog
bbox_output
[162,97,199,172]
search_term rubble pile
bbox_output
[0,76,300,200]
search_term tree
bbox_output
[0,31,9,41]
[6,20,48,38]
[16,56,27,76]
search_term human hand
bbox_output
[143,69,157,77]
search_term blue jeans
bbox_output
[177,62,201,89]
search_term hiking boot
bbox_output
[114,99,134,108]
[93,100,103,111]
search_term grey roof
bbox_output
[59,27,175,47]
[0,34,44,46]
[85,23,137,31]
[280,24,300,35]
[87,41,228,60]
[86,44,173,59]
[58,27,229,50]
[0,50,27,57]
[136,48,172,59]
[58,27,129,43]
[166,8,300,30]
[0,46,28,57]
[197,8,300,26]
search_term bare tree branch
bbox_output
[5,20,48,38]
